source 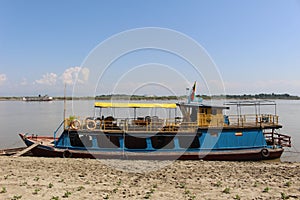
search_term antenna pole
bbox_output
[63,83,67,128]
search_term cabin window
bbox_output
[69,132,84,147]
[79,134,93,147]
[97,135,120,148]
[199,108,208,114]
[69,132,93,148]
[212,108,217,115]
[191,108,198,122]
[125,135,147,149]
[178,136,200,149]
[151,136,175,149]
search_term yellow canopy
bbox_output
[94,102,177,109]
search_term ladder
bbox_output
[12,143,39,157]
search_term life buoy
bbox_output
[261,148,270,158]
[63,150,72,158]
[70,119,81,130]
[145,116,151,123]
[86,119,96,130]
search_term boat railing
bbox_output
[263,131,291,147]
[226,114,279,127]
[65,117,198,133]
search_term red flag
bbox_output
[190,82,196,101]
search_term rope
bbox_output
[285,151,300,154]
[284,145,300,156]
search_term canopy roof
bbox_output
[224,100,276,106]
[94,102,177,108]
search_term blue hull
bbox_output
[20,133,283,161]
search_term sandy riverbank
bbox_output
[0,157,299,200]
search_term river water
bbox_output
[0,100,299,162]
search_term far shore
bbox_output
[1,93,300,101]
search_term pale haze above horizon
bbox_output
[0,0,300,96]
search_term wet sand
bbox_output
[0,157,299,200]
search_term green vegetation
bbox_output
[184,189,190,195]
[116,179,122,186]
[178,182,186,189]
[96,94,180,101]
[175,184,195,200]
[62,191,71,198]
[77,186,85,191]
[143,189,155,199]
[284,181,291,187]
[11,195,22,200]
[263,187,270,193]
[0,187,7,193]
[213,181,222,187]
[222,187,230,194]
[0,97,23,101]
[281,192,290,199]
[234,194,241,200]
[96,93,300,100]
[58,179,64,183]
[19,182,27,187]
[32,188,41,195]
[112,188,118,193]
[144,185,157,199]
[68,116,76,122]
[2,93,299,101]
[212,93,300,100]
[103,194,109,199]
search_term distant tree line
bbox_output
[1,93,299,101]
[80,93,300,100]
[209,93,300,100]
[95,94,180,100]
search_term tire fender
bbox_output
[261,148,270,158]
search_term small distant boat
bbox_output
[22,95,53,102]
[19,83,292,161]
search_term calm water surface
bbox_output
[0,100,299,162]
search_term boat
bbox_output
[22,95,53,101]
[0,147,28,156]
[19,84,291,161]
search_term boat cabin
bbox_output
[176,103,229,127]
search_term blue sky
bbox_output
[0,0,300,96]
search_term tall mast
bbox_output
[63,83,66,128]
